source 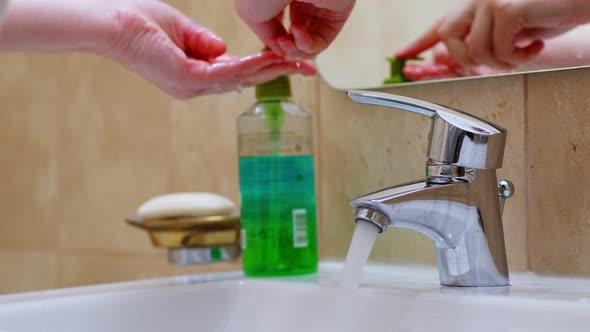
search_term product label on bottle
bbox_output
[292,209,308,248]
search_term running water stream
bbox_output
[340,221,381,291]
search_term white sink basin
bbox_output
[0,263,589,332]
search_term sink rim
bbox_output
[1,262,590,307]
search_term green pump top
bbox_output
[255,75,291,134]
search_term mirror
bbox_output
[316,0,590,89]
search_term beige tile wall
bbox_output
[0,1,318,293]
[1,1,590,294]
[0,55,60,251]
[526,69,590,275]
[0,249,58,293]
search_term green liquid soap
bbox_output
[239,155,318,277]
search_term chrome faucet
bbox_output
[347,91,514,287]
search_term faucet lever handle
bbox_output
[347,90,501,136]
[347,90,508,170]
[348,90,437,118]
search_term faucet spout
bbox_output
[351,181,470,244]
[350,170,509,287]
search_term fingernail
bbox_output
[278,39,298,57]
[395,47,412,57]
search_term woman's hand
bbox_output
[104,0,315,98]
[0,0,315,99]
[397,0,590,69]
[235,0,355,59]
[402,43,505,81]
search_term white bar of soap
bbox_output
[137,192,236,219]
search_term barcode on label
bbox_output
[240,229,246,249]
[292,209,308,248]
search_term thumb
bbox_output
[184,23,226,60]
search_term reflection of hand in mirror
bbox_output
[235,0,355,59]
[396,0,590,70]
[402,43,505,81]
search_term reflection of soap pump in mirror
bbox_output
[383,56,421,84]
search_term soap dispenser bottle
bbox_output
[237,75,318,277]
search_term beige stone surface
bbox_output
[0,249,58,294]
[0,55,60,249]
[526,68,590,275]
[53,54,174,254]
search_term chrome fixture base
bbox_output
[168,245,241,265]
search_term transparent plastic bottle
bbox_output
[237,76,318,277]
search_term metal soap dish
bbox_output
[126,213,241,265]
